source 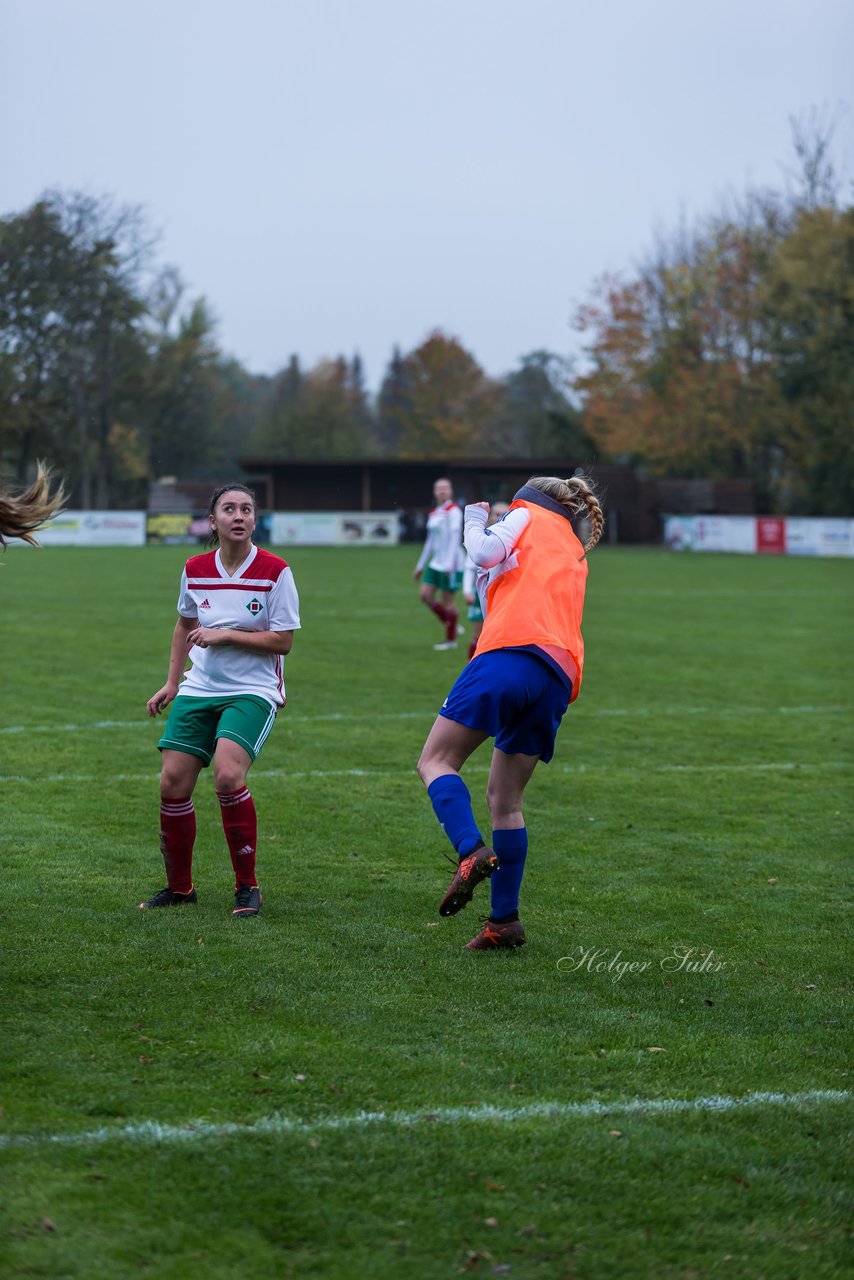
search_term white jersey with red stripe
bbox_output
[176,545,300,707]
[415,500,464,574]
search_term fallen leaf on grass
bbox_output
[767,877,779,886]
[646,1046,666,1053]
[459,1249,493,1272]
[41,1219,56,1233]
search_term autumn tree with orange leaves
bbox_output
[392,330,501,458]
[574,120,854,515]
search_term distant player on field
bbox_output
[412,476,464,650]
[141,483,300,918]
[417,475,603,949]
[462,500,509,662]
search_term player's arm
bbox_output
[464,504,529,568]
[413,530,431,578]
[189,627,294,655]
[189,569,299,656]
[146,614,196,717]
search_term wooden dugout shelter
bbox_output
[152,460,755,545]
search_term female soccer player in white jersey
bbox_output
[140,484,300,917]
[412,476,464,650]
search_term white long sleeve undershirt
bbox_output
[464,504,530,567]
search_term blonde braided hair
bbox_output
[526,474,604,553]
[0,463,66,548]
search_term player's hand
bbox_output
[465,501,490,519]
[187,626,225,649]
[147,684,177,718]
[464,592,475,605]
[412,568,422,580]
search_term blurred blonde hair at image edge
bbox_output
[0,464,66,549]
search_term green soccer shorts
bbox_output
[158,694,277,765]
[423,567,462,592]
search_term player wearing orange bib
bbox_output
[417,475,604,949]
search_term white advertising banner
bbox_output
[786,518,854,557]
[270,511,399,547]
[664,515,755,553]
[8,511,147,547]
[664,515,854,557]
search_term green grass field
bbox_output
[1,543,852,1279]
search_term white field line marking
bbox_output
[0,762,850,786]
[0,704,849,736]
[1,1089,848,1151]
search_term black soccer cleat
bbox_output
[232,884,262,917]
[138,886,197,909]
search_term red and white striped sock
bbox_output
[217,787,258,889]
[159,797,196,894]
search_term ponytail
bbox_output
[0,464,66,549]
[525,474,604,553]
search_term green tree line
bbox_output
[0,191,588,507]
[1,121,851,514]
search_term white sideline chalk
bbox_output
[0,761,850,786]
[1,1090,848,1151]
[0,704,849,736]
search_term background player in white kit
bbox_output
[412,476,464,650]
[141,483,300,917]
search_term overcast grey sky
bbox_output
[2,0,852,389]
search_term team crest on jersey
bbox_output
[246,597,264,615]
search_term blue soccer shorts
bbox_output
[438,649,571,762]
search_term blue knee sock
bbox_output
[427,775,484,858]
[490,828,528,918]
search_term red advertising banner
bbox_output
[756,518,787,554]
